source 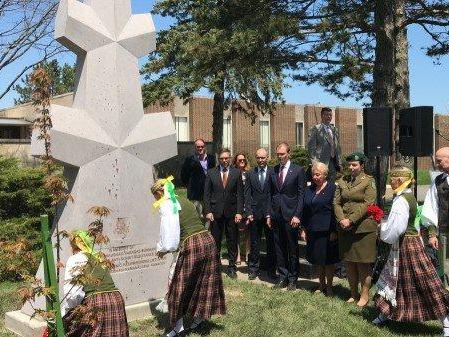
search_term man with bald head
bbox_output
[245,148,276,280]
[422,147,449,284]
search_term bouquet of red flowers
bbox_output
[367,204,384,223]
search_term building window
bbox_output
[260,120,270,151]
[223,117,232,150]
[295,122,304,148]
[0,126,21,139]
[175,116,188,141]
[357,125,363,150]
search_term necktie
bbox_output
[259,168,265,186]
[222,167,228,188]
[277,165,284,188]
[326,127,335,158]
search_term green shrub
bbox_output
[0,156,51,218]
[0,217,42,281]
[0,156,50,281]
[268,146,311,167]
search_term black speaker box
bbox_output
[363,107,393,156]
[399,106,434,157]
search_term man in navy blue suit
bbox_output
[268,142,306,290]
[245,148,276,280]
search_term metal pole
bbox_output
[40,215,65,337]
[376,155,382,206]
[414,156,418,198]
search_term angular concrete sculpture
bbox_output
[6,1,177,335]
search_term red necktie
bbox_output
[277,165,284,187]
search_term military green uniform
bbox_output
[334,172,377,263]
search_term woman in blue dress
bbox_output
[301,162,340,296]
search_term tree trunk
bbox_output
[370,0,410,203]
[212,78,225,155]
[392,0,410,161]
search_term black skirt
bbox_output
[306,230,340,266]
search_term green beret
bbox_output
[345,151,367,163]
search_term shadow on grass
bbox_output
[351,306,442,336]
[150,301,225,336]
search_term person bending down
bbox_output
[152,178,226,337]
[61,230,129,337]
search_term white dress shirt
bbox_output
[422,173,449,229]
[279,160,291,184]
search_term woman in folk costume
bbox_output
[154,176,181,313]
[152,178,226,337]
[62,230,129,337]
[373,166,449,336]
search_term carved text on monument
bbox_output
[107,245,165,273]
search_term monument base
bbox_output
[5,299,160,337]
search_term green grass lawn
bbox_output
[0,282,22,337]
[2,278,442,337]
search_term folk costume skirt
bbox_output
[167,231,226,326]
[64,291,129,337]
[375,236,449,322]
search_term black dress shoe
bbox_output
[227,269,237,279]
[248,272,258,280]
[287,282,297,291]
[267,271,277,280]
[273,279,288,289]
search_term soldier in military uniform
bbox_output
[334,152,377,307]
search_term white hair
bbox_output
[312,162,329,177]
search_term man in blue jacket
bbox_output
[268,142,306,290]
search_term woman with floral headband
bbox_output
[152,177,226,337]
[373,166,449,336]
[61,230,129,337]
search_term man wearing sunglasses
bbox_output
[181,138,216,217]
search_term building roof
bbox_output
[0,118,31,126]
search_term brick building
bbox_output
[146,96,365,159]
[1,93,448,170]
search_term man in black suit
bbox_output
[245,148,276,280]
[181,138,216,217]
[268,142,305,290]
[204,148,244,278]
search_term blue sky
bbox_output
[1,0,448,114]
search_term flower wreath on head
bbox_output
[152,176,181,214]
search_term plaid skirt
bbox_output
[375,236,449,322]
[64,291,129,337]
[167,231,226,326]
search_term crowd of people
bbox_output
[59,107,449,337]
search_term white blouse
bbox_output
[60,251,88,317]
[156,199,180,253]
[380,189,411,245]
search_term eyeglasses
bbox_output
[219,157,230,160]
[196,145,204,148]
[256,156,266,159]
[237,159,246,162]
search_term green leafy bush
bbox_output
[0,156,50,281]
[268,146,311,167]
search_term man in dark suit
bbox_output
[181,138,216,217]
[204,148,244,278]
[268,142,306,290]
[245,148,276,280]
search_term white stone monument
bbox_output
[6,0,177,335]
